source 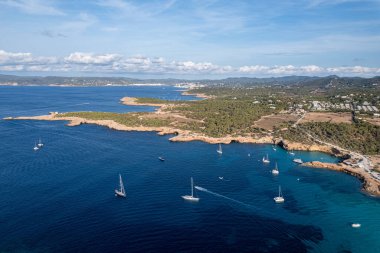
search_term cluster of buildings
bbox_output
[311,101,379,113]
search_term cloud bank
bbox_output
[0,49,379,77]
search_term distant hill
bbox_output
[0,74,379,87]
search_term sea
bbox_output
[0,85,379,253]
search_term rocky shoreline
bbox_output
[4,94,380,197]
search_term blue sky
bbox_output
[0,0,379,77]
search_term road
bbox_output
[295,125,380,182]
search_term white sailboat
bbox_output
[274,185,285,203]
[33,142,39,151]
[289,151,295,156]
[351,223,361,228]
[262,154,270,163]
[217,144,223,154]
[272,162,279,175]
[182,177,199,202]
[115,174,126,198]
[37,138,43,148]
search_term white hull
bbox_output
[352,223,361,228]
[272,169,279,175]
[217,144,222,154]
[182,195,199,201]
[115,174,126,198]
[274,185,284,203]
[182,177,199,201]
[293,159,303,164]
[33,147,39,151]
[263,154,270,163]
[274,197,284,203]
[115,189,126,198]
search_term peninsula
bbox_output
[4,79,380,196]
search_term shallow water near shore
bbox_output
[1,86,380,253]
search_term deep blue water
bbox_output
[1,86,380,253]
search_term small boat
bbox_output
[262,154,270,163]
[272,162,279,175]
[158,157,165,161]
[289,152,295,156]
[293,158,303,164]
[219,176,224,180]
[115,174,126,198]
[274,185,285,203]
[272,146,277,151]
[351,223,361,228]
[217,144,223,155]
[248,153,251,157]
[37,138,43,148]
[33,142,39,151]
[182,177,199,202]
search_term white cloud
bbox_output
[64,52,122,65]
[0,0,65,16]
[0,65,24,71]
[239,65,270,73]
[0,50,57,65]
[300,65,324,73]
[0,49,379,77]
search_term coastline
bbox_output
[5,113,380,196]
[4,93,380,197]
[4,112,274,145]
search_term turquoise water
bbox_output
[0,86,379,253]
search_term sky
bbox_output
[0,0,379,78]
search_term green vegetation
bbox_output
[135,97,176,104]
[173,98,279,137]
[57,112,170,127]
[57,97,282,138]
[300,121,380,155]
[280,121,380,155]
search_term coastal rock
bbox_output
[278,139,343,156]
[302,161,344,171]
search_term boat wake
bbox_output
[194,186,257,210]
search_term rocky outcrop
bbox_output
[302,161,344,171]
[277,139,346,157]
[169,134,273,144]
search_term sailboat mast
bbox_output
[191,177,194,197]
[279,186,281,197]
[119,174,124,193]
